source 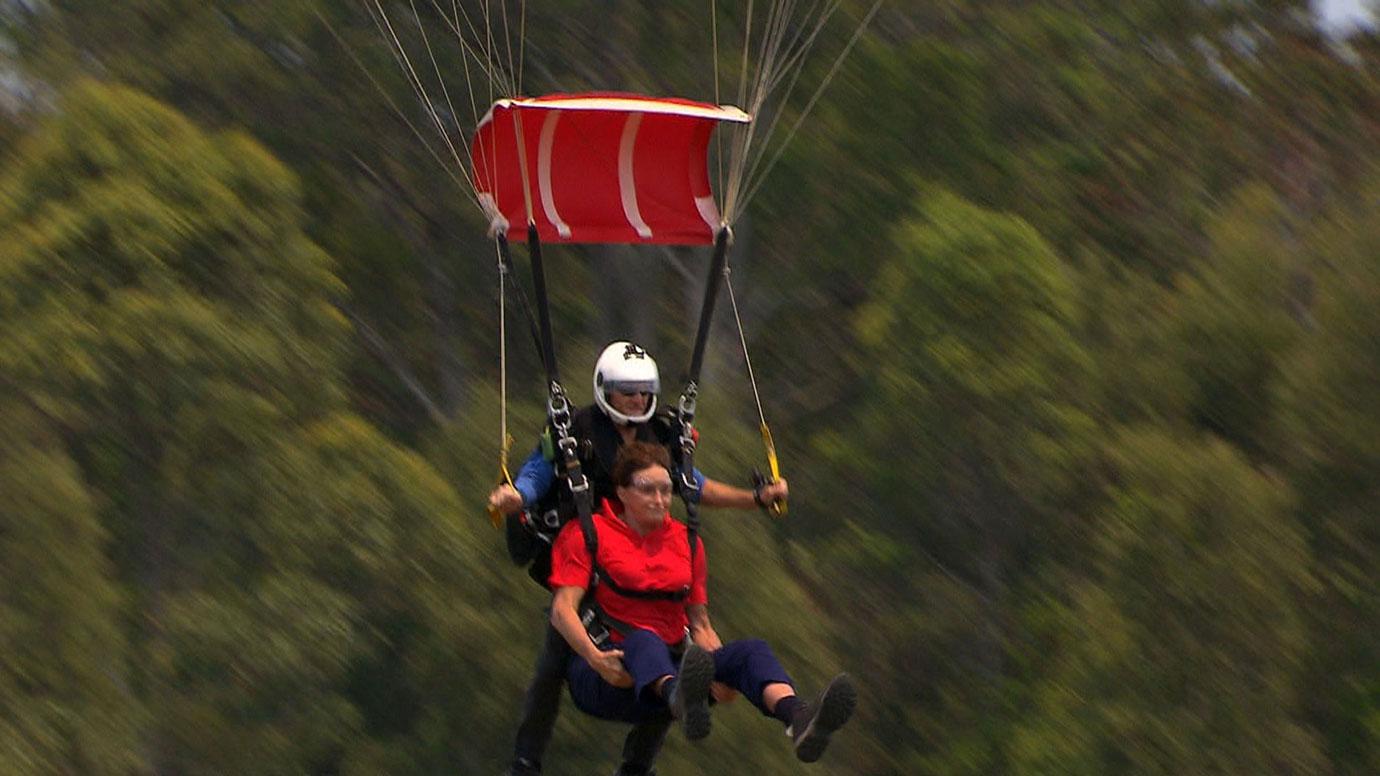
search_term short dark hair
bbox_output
[611,441,672,487]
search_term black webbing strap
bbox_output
[523,221,595,553]
[675,397,702,574]
[675,226,730,573]
[579,597,690,653]
[576,517,690,647]
[593,565,690,601]
[526,223,559,384]
[686,227,731,382]
[495,232,544,363]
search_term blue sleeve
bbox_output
[685,466,706,503]
[512,445,553,507]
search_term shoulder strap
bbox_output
[584,408,623,479]
[578,510,689,602]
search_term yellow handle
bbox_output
[486,434,515,529]
[761,423,787,517]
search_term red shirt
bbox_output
[549,498,707,644]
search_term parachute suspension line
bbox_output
[317,9,476,207]
[366,1,477,200]
[427,1,503,127]
[738,0,843,184]
[723,0,756,222]
[724,0,805,220]
[725,268,787,516]
[428,1,514,97]
[495,0,520,98]
[518,0,528,97]
[724,0,793,222]
[407,0,468,170]
[765,1,845,98]
[735,0,757,112]
[730,4,833,218]
[483,1,497,94]
[724,269,766,435]
[487,236,515,529]
[479,0,517,97]
[740,0,885,210]
[720,0,882,224]
[444,2,484,140]
[420,0,513,222]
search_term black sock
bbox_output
[772,695,802,727]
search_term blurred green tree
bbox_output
[0,79,518,774]
[817,190,1094,773]
[0,402,145,775]
[1280,175,1380,775]
[1012,430,1321,775]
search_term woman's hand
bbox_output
[588,648,634,688]
[690,624,723,652]
[689,624,737,703]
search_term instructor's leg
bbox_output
[511,623,572,770]
[618,715,671,775]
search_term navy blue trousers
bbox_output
[567,628,794,723]
[513,624,668,769]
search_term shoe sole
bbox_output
[677,646,715,741]
[795,674,857,763]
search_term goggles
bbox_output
[604,379,659,395]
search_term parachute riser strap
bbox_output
[496,232,545,365]
[687,226,733,383]
[547,381,595,571]
[526,222,560,384]
[677,225,726,566]
[526,221,593,539]
[674,383,702,569]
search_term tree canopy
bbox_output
[3,2,1379,774]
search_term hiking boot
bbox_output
[667,644,714,741]
[504,757,541,776]
[789,674,857,763]
[611,767,657,776]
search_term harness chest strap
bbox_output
[576,509,696,643]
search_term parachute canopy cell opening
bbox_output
[472,93,751,246]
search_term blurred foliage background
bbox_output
[2,1,1379,774]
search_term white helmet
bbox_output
[592,341,660,425]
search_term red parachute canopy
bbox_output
[471,93,751,246]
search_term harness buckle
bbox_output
[676,383,698,427]
[580,606,614,650]
[548,383,573,433]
